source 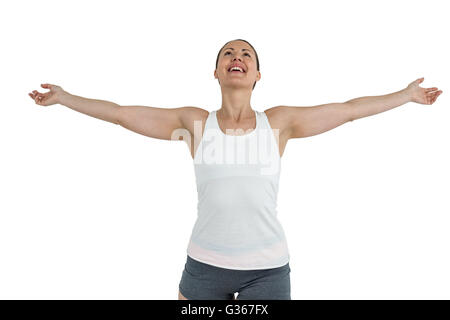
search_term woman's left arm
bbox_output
[281,77,443,139]
[347,77,443,121]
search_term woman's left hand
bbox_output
[406,77,443,105]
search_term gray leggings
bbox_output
[179,255,291,300]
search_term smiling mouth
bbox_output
[228,66,246,73]
[228,69,245,74]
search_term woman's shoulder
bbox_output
[179,106,210,135]
[262,106,291,131]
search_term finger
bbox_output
[41,83,52,89]
[429,93,435,104]
[434,91,443,102]
[428,91,441,98]
[425,87,438,93]
[431,93,439,104]
[426,92,432,104]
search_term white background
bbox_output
[1,0,448,299]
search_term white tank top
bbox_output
[187,109,290,270]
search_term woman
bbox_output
[28,39,442,300]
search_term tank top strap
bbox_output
[255,110,261,130]
[195,110,217,145]
[258,109,271,131]
[209,110,220,130]
[204,110,216,131]
[259,110,281,160]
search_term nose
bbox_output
[232,56,242,62]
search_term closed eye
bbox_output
[225,51,251,57]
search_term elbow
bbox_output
[345,102,355,122]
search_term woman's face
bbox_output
[214,41,260,90]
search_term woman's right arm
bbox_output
[29,83,121,124]
[59,90,121,125]
[29,83,207,141]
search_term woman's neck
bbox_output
[219,91,253,120]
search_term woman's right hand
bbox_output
[28,83,65,106]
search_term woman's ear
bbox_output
[214,70,220,84]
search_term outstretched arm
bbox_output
[347,77,442,122]
[29,83,122,124]
[280,77,443,139]
[28,83,206,141]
